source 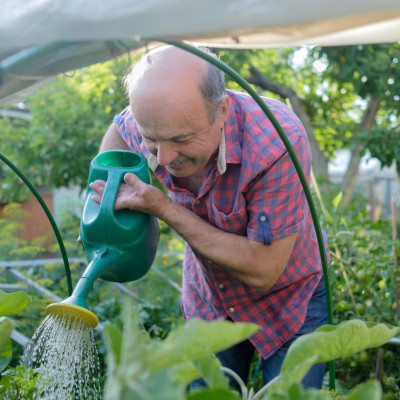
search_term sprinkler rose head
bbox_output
[46,303,99,328]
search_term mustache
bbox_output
[169,158,190,167]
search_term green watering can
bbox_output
[46,150,159,327]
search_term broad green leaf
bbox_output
[187,388,241,400]
[332,192,343,210]
[139,370,186,400]
[149,319,259,371]
[116,370,187,400]
[346,380,381,400]
[104,324,122,365]
[118,307,149,379]
[260,382,337,400]
[103,306,149,400]
[0,317,14,349]
[266,356,319,391]
[0,375,13,397]
[171,361,201,385]
[192,354,229,389]
[287,383,328,400]
[0,340,12,372]
[281,320,399,375]
[0,290,30,316]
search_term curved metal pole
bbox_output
[0,152,73,295]
[163,40,335,389]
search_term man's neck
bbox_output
[172,166,208,195]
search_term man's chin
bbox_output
[167,168,191,177]
[167,161,193,177]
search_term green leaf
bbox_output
[0,290,30,316]
[346,380,382,400]
[104,324,122,365]
[103,306,149,400]
[260,382,338,400]
[281,320,399,378]
[149,319,259,371]
[192,354,229,389]
[171,361,201,385]
[187,388,241,400]
[139,370,186,400]
[0,375,13,397]
[0,317,14,349]
[0,340,12,372]
[332,192,343,210]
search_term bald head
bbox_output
[124,45,226,124]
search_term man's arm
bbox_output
[89,174,296,292]
[157,190,297,292]
[99,123,131,152]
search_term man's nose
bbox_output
[157,142,177,167]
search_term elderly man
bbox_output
[90,45,328,390]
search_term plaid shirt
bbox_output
[113,90,328,359]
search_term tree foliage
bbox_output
[0,54,136,202]
[314,43,400,204]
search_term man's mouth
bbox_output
[169,158,189,167]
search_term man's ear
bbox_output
[218,95,230,129]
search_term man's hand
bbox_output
[89,173,170,218]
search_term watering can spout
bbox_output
[45,256,104,328]
[45,250,121,328]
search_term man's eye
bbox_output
[173,138,189,143]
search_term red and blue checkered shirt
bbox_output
[113,90,328,359]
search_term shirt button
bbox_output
[259,215,267,222]
[229,307,235,313]
[207,259,213,264]
[218,283,224,289]
[195,200,200,205]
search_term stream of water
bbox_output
[14,313,101,399]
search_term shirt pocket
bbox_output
[209,202,248,236]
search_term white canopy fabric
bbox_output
[1,0,400,49]
[1,0,400,106]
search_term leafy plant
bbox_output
[103,301,400,400]
[0,289,30,397]
[310,179,400,396]
[103,304,258,400]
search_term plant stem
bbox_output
[251,376,280,400]
[220,367,248,400]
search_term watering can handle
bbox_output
[101,169,124,223]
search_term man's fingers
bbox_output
[124,173,142,188]
[91,194,102,204]
[89,179,106,193]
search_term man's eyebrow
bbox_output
[141,131,195,141]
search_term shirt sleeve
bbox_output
[113,107,142,152]
[246,135,311,243]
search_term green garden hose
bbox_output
[0,152,73,295]
[163,40,335,390]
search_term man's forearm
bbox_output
[99,123,130,152]
[159,197,297,291]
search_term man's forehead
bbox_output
[136,122,196,140]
